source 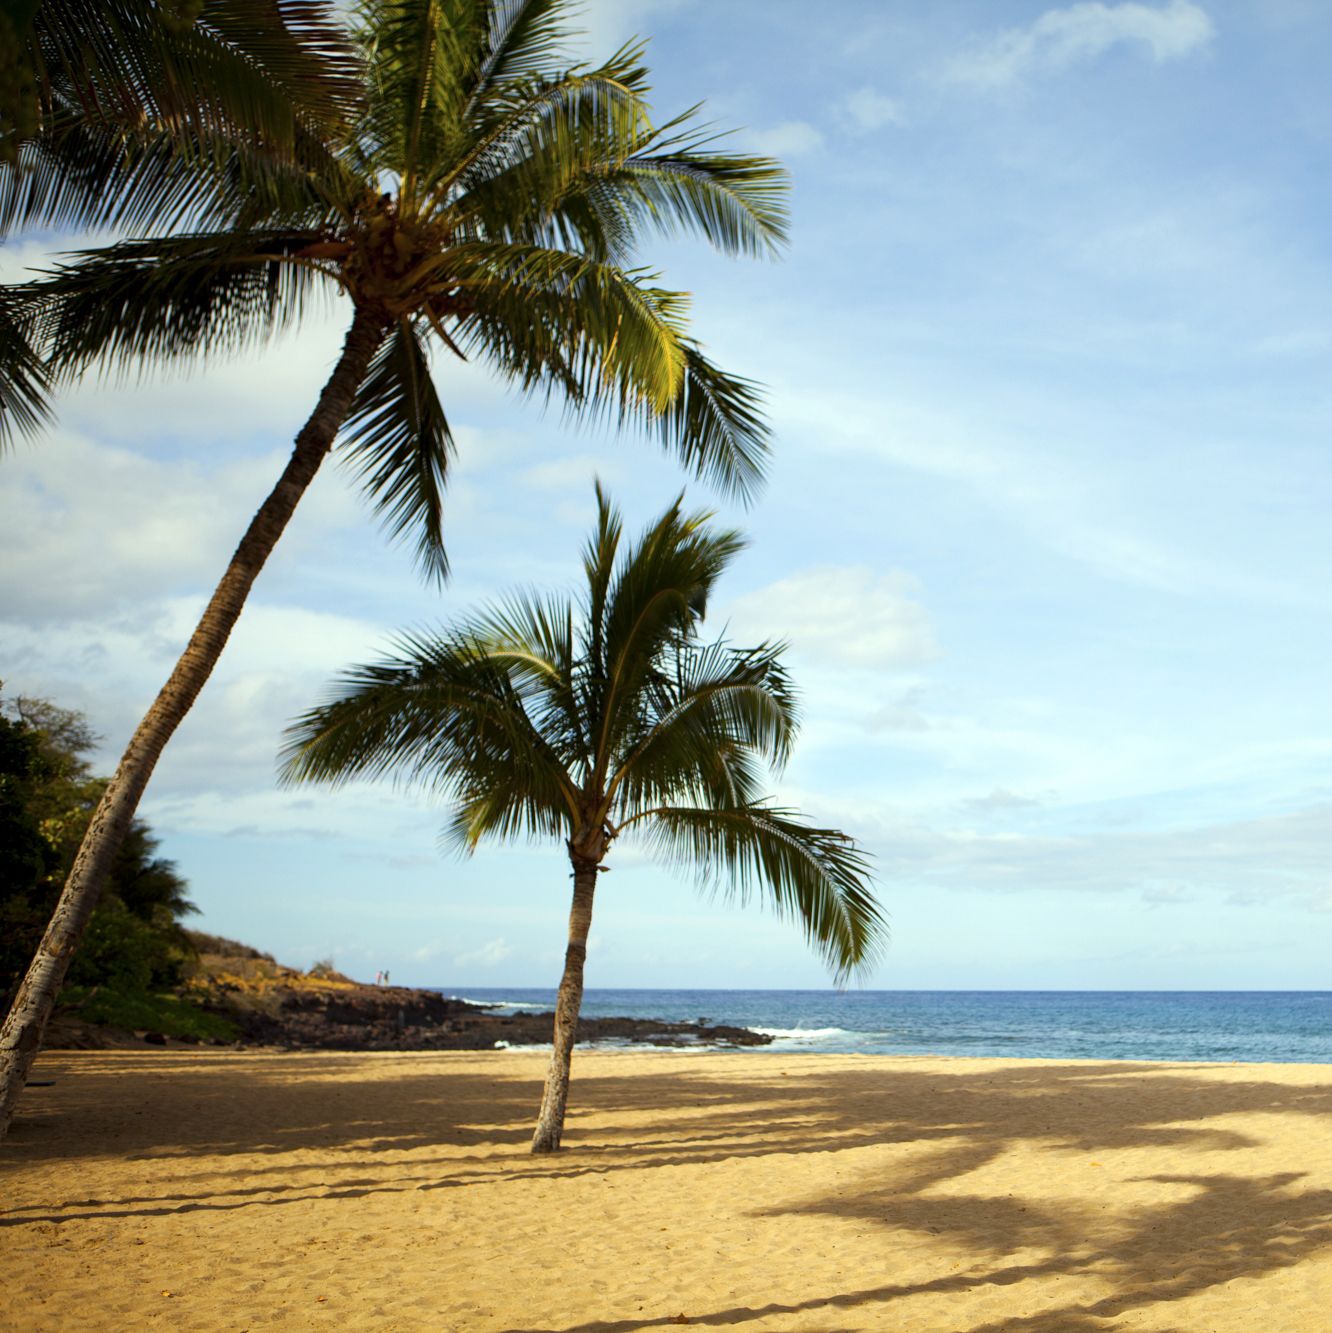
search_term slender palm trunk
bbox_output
[0,307,387,1142]
[531,856,598,1153]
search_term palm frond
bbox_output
[581,481,622,678]
[196,0,363,134]
[427,50,653,218]
[448,241,689,413]
[3,1,360,232]
[444,100,786,269]
[356,0,483,191]
[0,114,346,235]
[600,496,744,676]
[466,591,589,775]
[340,318,454,583]
[472,0,572,95]
[649,340,770,503]
[24,0,361,151]
[279,628,581,839]
[609,639,797,815]
[463,285,769,501]
[588,113,789,259]
[0,288,50,448]
[637,803,885,984]
[28,230,331,376]
[591,497,745,781]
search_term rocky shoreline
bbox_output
[47,937,771,1052]
[226,983,771,1051]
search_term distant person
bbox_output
[384,970,390,986]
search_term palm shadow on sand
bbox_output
[9,1052,1332,1329]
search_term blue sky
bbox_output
[5,0,1332,990]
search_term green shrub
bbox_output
[62,986,238,1041]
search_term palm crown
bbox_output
[283,486,883,978]
[16,0,787,575]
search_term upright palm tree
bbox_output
[282,488,884,1152]
[0,0,786,1140]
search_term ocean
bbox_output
[448,988,1332,1064]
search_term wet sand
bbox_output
[4,1049,1332,1331]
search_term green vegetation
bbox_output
[0,692,201,1017]
[59,986,238,1043]
[282,488,884,1152]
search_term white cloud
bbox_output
[747,120,826,158]
[0,433,362,622]
[869,685,936,734]
[1142,883,1196,905]
[840,86,904,132]
[145,602,392,779]
[453,936,514,968]
[3,593,392,807]
[946,0,1214,90]
[772,384,1301,606]
[726,566,937,670]
[832,797,1332,910]
[571,0,694,57]
[959,787,1047,814]
[520,454,620,492]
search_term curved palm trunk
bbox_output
[0,307,387,1141]
[531,856,598,1153]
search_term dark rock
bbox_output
[211,983,771,1053]
[142,1030,167,1045]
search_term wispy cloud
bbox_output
[945,0,1214,91]
[569,0,694,57]
[839,86,904,132]
[0,433,360,622]
[454,937,514,968]
[747,120,825,157]
[959,787,1048,815]
[726,566,936,670]
[771,384,1302,606]
[520,454,621,492]
[830,797,1332,911]
[869,686,936,735]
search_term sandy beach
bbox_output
[4,1049,1332,1331]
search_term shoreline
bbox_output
[45,948,775,1055]
[9,1048,1332,1330]
[33,1040,1332,1068]
[455,987,1332,1065]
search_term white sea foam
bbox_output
[493,1038,716,1054]
[753,1026,850,1043]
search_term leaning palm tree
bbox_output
[0,0,786,1139]
[282,488,885,1152]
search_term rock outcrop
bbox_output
[223,982,769,1051]
[44,934,771,1051]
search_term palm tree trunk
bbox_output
[0,306,387,1142]
[531,856,598,1153]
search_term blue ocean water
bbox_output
[448,988,1332,1064]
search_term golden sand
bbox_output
[4,1049,1332,1331]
